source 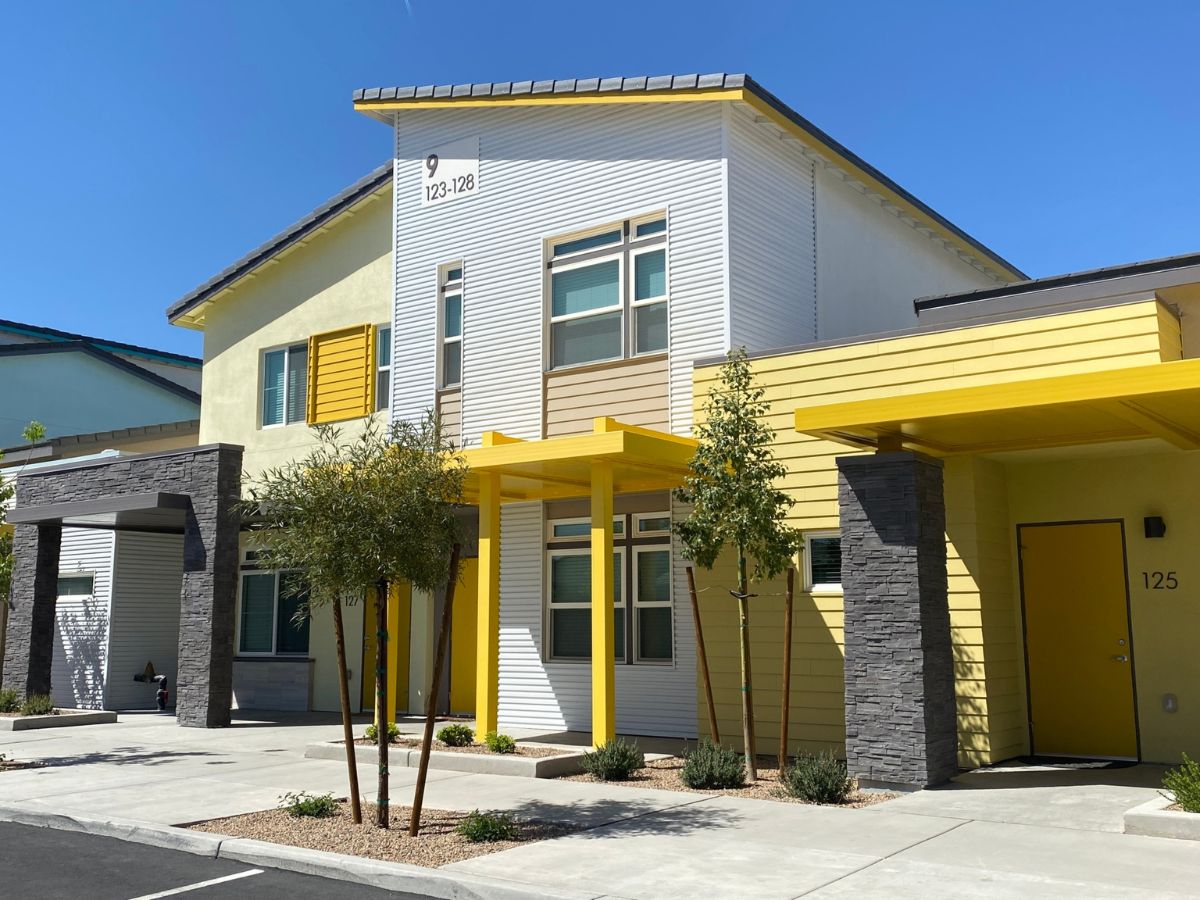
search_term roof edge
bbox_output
[0,318,200,366]
[166,161,394,326]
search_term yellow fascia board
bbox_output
[353,87,743,113]
[794,358,1200,434]
[462,430,630,470]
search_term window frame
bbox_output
[545,214,669,371]
[632,544,674,664]
[438,263,464,389]
[260,341,308,429]
[803,530,843,593]
[56,572,96,597]
[543,510,673,666]
[375,324,392,412]
[235,567,311,658]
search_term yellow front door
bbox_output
[449,557,478,715]
[1019,521,1138,759]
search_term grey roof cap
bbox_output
[352,72,1024,279]
[166,161,394,324]
[915,247,1200,313]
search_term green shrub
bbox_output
[680,739,745,789]
[280,791,338,818]
[581,738,644,781]
[456,809,519,842]
[19,694,53,717]
[437,723,475,747]
[0,688,18,713]
[1164,753,1200,813]
[364,721,400,743]
[782,750,854,804]
[484,731,516,754]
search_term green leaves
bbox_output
[241,413,467,611]
[674,347,801,582]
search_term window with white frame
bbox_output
[375,325,392,411]
[57,573,95,596]
[545,511,673,663]
[262,343,308,427]
[238,569,310,655]
[439,264,463,388]
[547,215,668,369]
[804,532,842,592]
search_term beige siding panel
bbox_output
[544,355,668,438]
[438,389,461,447]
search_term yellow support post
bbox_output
[387,582,402,724]
[590,460,616,746]
[475,471,501,739]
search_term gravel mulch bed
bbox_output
[190,801,577,867]
[352,738,564,758]
[564,756,895,808]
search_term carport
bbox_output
[0,444,243,727]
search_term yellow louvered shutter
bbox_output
[306,324,375,424]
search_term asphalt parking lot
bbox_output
[1,822,433,900]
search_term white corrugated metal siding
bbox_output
[51,528,115,709]
[103,532,183,710]
[390,102,728,442]
[726,105,818,351]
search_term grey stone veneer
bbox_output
[836,451,957,789]
[1,445,243,728]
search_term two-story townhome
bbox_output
[0,320,202,712]
[350,73,1024,748]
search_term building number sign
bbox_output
[421,135,479,207]
[1142,571,1179,590]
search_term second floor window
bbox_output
[547,215,668,369]
[262,343,307,427]
[440,265,463,388]
[376,325,392,411]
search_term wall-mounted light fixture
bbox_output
[1144,516,1167,539]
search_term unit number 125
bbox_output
[1142,571,1178,590]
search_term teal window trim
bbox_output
[261,343,307,428]
[237,569,311,657]
[439,263,464,388]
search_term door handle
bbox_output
[1112,655,1129,663]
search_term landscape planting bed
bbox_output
[304,740,589,778]
[190,801,577,867]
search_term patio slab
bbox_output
[0,709,118,730]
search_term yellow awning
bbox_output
[794,358,1200,455]
[461,417,696,502]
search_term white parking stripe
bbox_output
[126,868,264,899]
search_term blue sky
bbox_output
[2,1,1198,357]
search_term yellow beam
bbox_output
[795,358,1200,435]
[475,472,501,739]
[590,460,616,747]
[1100,400,1200,450]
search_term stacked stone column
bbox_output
[837,451,957,789]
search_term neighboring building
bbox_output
[166,162,396,715]
[351,73,1023,744]
[0,322,201,712]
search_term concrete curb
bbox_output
[0,804,224,856]
[0,710,118,731]
[220,837,600,899]
[304,740,589,778]
[0,803,599,900]
[1124,795,1200,840]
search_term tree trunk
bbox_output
[737,550,757,782]
[686,566,719,744]
[410,543,462,837]
[331,597,362,824]
[375,580,389,829]
[778,567,794,772]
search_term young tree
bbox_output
[674,349,802,781]
[244,415,466,828]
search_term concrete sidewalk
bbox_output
[2,713,1198,898]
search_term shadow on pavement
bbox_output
[501,794,737,837]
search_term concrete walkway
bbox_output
[2,713,1197,898]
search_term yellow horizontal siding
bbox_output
[307,324,374,425]
[691,300,1178,763]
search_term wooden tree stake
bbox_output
[687,566,719,744]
